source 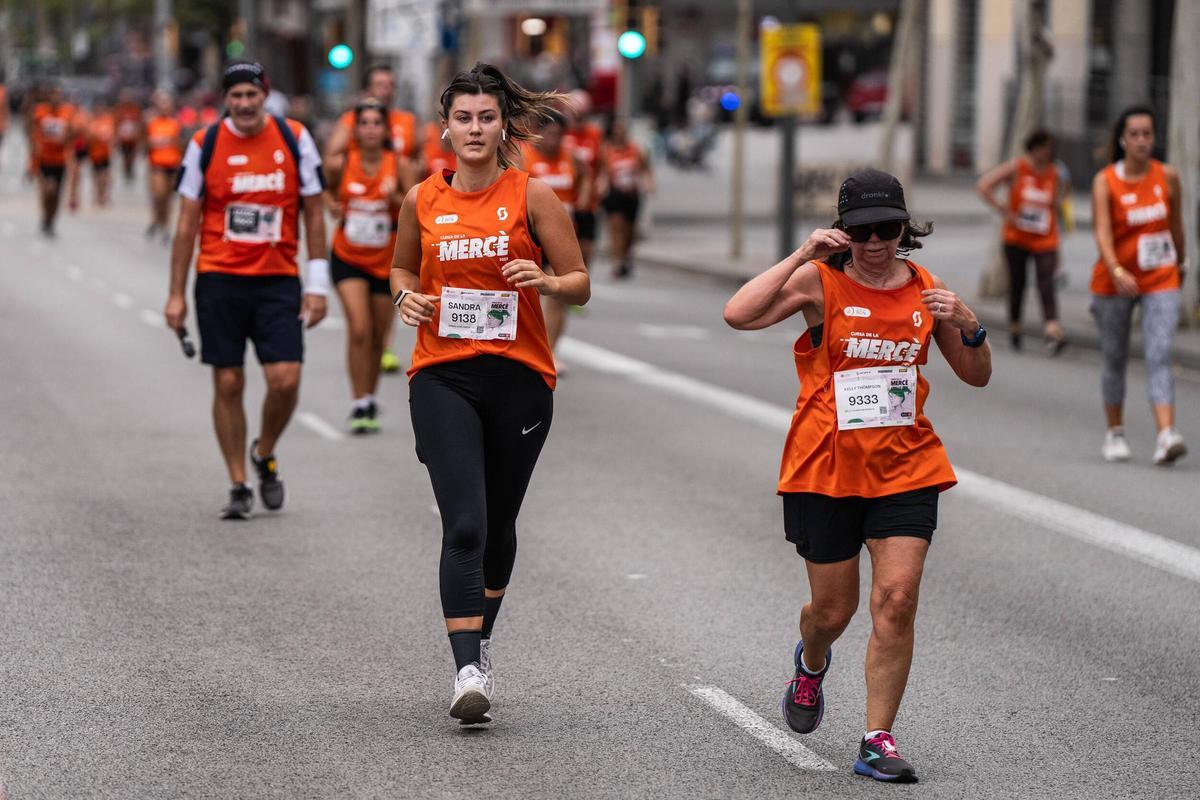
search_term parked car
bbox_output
[846,69,888,122]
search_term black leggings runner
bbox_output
[409,355,553,619]
[1003,244,1059,324]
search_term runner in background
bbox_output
[114,89,143,184]
[522,110,589,371]
[563,90,603,273]
[145,91,184,243]
[1090,105,1187,465]
[976,128,1067,353]
[29,86,76,238]
[84,99,116,207]
[68,100,91,212]
[599,117,653,279]
[324,63,420,376]
[420,120,456,178]
[327,99,405,433]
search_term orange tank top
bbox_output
[331,149,399,278]
[1091,159,1180,295]
[605,144,641,193]
[1003,157,1058,252]
[87,114,115,162]
[408,168,556,389]
[522,144,577,211]
[147,116,183,168]
[778,260,957,498]
[194,120,304,278]
[33,104,73,166]
[342,108,417,159]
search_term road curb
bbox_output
[636,251,1200,371]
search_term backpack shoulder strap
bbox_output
[178,120,222,193]
[272,115,301,167]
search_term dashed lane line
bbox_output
[295,411,345,441]
[684,685,836,772]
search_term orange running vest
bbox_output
[778,260,957,498]
[1091,159,1180,295]
[331,149,399,278]
[87,114,115,163]
[521,144,578,211]
[193,120,305,277]
[1003,157,1059,253]
[409,168,556,389]
[32,104,73,166]
[146,116,183,168]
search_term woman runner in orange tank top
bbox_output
[389,63,589,725]
[328,99,406,433]
[724,169,991,783]
[976,128,1067,352]
[1090,106,1187,465]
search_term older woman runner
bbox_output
[390,63,590,724]
[724,169,991,782]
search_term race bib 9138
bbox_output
[438,287,518,341]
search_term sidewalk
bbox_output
[636,181,1200,370]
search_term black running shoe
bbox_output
[220,484,254,520]
[250,439,285,510]
[782,641,831,734]
[854,731,918,783]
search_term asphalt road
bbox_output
[1,150,1198,799]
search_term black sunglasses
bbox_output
[843,219,905,243]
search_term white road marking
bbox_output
[296,411,345,441]
[559,337,1200,584]
[685,685,836,772]
[626,573,648,580]
[636,323,711,340]
[429,504,440,516]
[66,265,85,282]
[112,292,135,310]
[138,309,161,327]
[89,276,109,292]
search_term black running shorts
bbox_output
[574,209,596,242]
[783,487,939,564]
[330,250,390,295]
[602,189,640,221]
[39,164,66,182]
[194,272,304,367]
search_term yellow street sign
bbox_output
[761,23,821,118]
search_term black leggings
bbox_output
[1003,244,1059,324]
[409,356,553,619]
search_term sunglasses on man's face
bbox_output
[844,219,904,243]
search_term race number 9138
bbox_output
[451,311,478,325]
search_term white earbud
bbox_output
[501,129,507,142]
[440,128,449,140]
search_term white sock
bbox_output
[799,656,825,676]
[353,396,372,411]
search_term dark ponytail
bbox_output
[439,62,568,169]
[1109,104,1155,163]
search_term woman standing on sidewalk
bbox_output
[724,169,990,783]
[976,128,1067,353]
[600,118,653,279]
[1090,106,1187,465]
[390,63,589,724]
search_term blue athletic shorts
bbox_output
[194,272,303,367]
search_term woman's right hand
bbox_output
[1112,266,1139,297]
[398,292,440,327]
[797,228,851,263]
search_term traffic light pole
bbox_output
[779,115,797,259]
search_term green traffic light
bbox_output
[617,30,647,59]
[226,39,245,58]
[328,44,354,70]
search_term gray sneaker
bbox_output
[220,484,254,520]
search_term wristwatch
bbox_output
[961,323,987,348]
[392,289,410,308]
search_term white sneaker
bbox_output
[450,664,491,723]
[479,638,495,696]
[1102,428,1132,462]
[1153,427,1187,465]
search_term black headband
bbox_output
[222,62,269,94]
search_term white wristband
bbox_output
[305,258,331,296]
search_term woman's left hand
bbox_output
[502,259,558,296]
[921,288,979,333]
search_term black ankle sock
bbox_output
[481,595,505,639]
[448,630,482,671]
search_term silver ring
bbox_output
[935,302,942,312]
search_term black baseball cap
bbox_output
[837,169,910,226]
